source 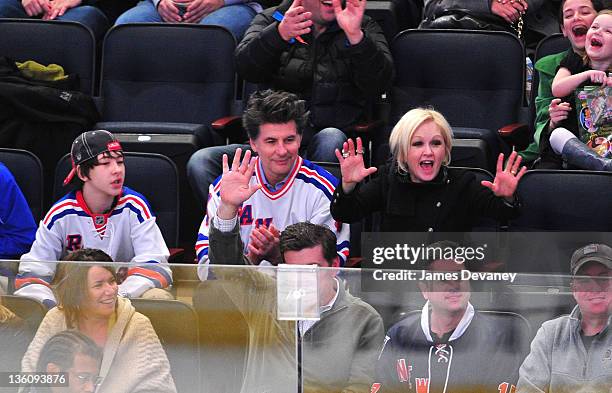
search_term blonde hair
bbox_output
[389,108,453,173]
[583,10,612,71]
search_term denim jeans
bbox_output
[0,0,109,40]
[186,128,346,207]
[115,0,256,39]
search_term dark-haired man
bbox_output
[195,90,349,279]
[208,209,383,392]
[374,255,527,392]
[517,243,611,392]
[187,0,394,205]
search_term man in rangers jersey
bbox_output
[16,130,172,307]
[195,89,350,280]
[373,254,528,393]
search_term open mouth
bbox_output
[590,37,603,47]
[572,25,588,37]
[100,298,115,305]
[420,160,434,169]
[321,0,332,5]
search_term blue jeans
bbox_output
[0,0,109,40]
[186,128,346,207]
[115,0,256,40]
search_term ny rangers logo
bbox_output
[415,378,429,393]
[396,358,412,389]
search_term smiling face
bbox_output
[406,120,447,183]
[302,0,336,28]
[585,13,612,63]
[81,266,118,321]
[561,0,599,51]
[572,261,611,319]
[79,151,125,199]
[249,121,301,187]
[420,260,471,316]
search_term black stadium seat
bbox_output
[510,170,612,231]
[130,299,200,393]
[0,148,44,223]
[0,19,96,94]
[389,29,525,170]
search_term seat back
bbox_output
[99,24,236,125]
[1,295,47,332]
[194,280,249,393]
[130,299,200,393]
[390,29,524,132]
[0,19,96,94]
[0,148,44,223]
[510,170,612,231]
[53,152,180,247]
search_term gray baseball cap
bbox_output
[570,243,612,275]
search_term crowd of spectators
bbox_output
[0,0,610,391]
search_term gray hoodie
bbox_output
[517,305,612,393]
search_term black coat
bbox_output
[330,165,519,232]
[235,0,394,130]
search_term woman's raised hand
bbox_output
[335,137,377,193]
[481,151,527,199]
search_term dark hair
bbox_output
[558,0,606,24]
[36,330,101,373]
[242,89,309,140]
[279,222,337,266]
[56,249,116,329]
[69,150,125,189]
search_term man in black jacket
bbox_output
[374,255,528,393]
[187,0,394,207]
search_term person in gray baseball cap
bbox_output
[517,243,611,393]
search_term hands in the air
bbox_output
[332,0,365,44]
[217,148,261,219]
[335,137,377,194]
[481,151,526,199]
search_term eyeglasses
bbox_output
[573,276,611,290]
[74,373,103,387]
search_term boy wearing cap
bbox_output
[517,243,612,393]
[15,130,172,307]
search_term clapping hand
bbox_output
[246,224,282,265]
[217,148,261,219]
[335,137,377,193]
[481,151,527,199]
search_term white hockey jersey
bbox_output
[16,187,172,304]
[196,157,350,280]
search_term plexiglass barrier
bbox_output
[0,243,609,393]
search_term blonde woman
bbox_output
[331,108,526,231]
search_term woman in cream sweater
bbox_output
[21,249,176,393]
